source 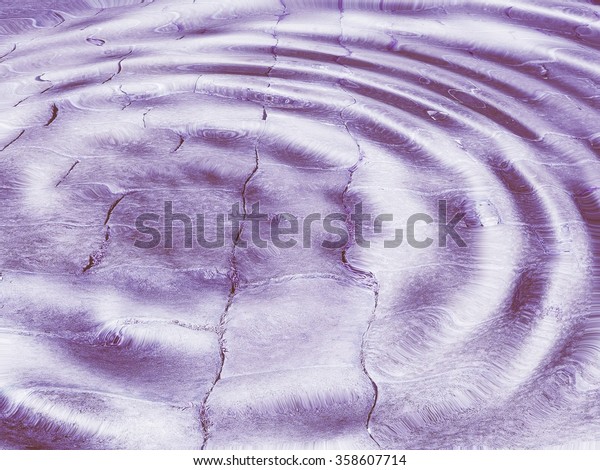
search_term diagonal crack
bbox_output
[102,50,132,84]
[45,103,59,127]
[0,44,16,62]
[51,12,65,28]
[104,194,127,225]
[172,134,185,153]
[13,73,54,108]
[0,130,25,152]
[83,194,128,273]
[55,160,79,187]
[14,96,30,107]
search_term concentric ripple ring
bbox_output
[1,0,600,450]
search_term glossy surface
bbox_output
[1,0,600,449]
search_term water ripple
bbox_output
[0,0,599,450]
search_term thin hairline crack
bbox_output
[199,4,285,447]
[338,4,382,449]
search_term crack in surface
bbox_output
[196,5,283,446]
[14,96,30,107]
[104,194,127,225]
[1,130,25,152]
[17,82,59,110]
[199,135,262,451]
[337,4,382,448]
[239,271,366,290]
[142,108,152,128]
[45,103,59,127]
[241,147,260,217]
[340,146,382,449]
[172,134,185,153]
[83,194,128,273]
[55,160,80,187]
[118,85,132,110]
[199,61,272,452]
[36,73,54,96]
[102,50,132,84]
[265,1,287,80]
[0,44,16,62]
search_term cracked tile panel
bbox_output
[1,0,600,451]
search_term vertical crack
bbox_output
[360,280,381,448]
[82,194,128,273]
[199,4,282,447]
[337,3,382,449]
[265,1,287,80]
[199,113,263,451]
[340,141,382,449]
[118,85,132,110]
[142,108,152,128]
[241,148,260,218]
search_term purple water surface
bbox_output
[1,0,600,450]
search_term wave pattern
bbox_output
[1,0,600,449]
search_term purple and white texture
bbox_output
[1,0,600,450]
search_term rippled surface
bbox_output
[1,0,600,450]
